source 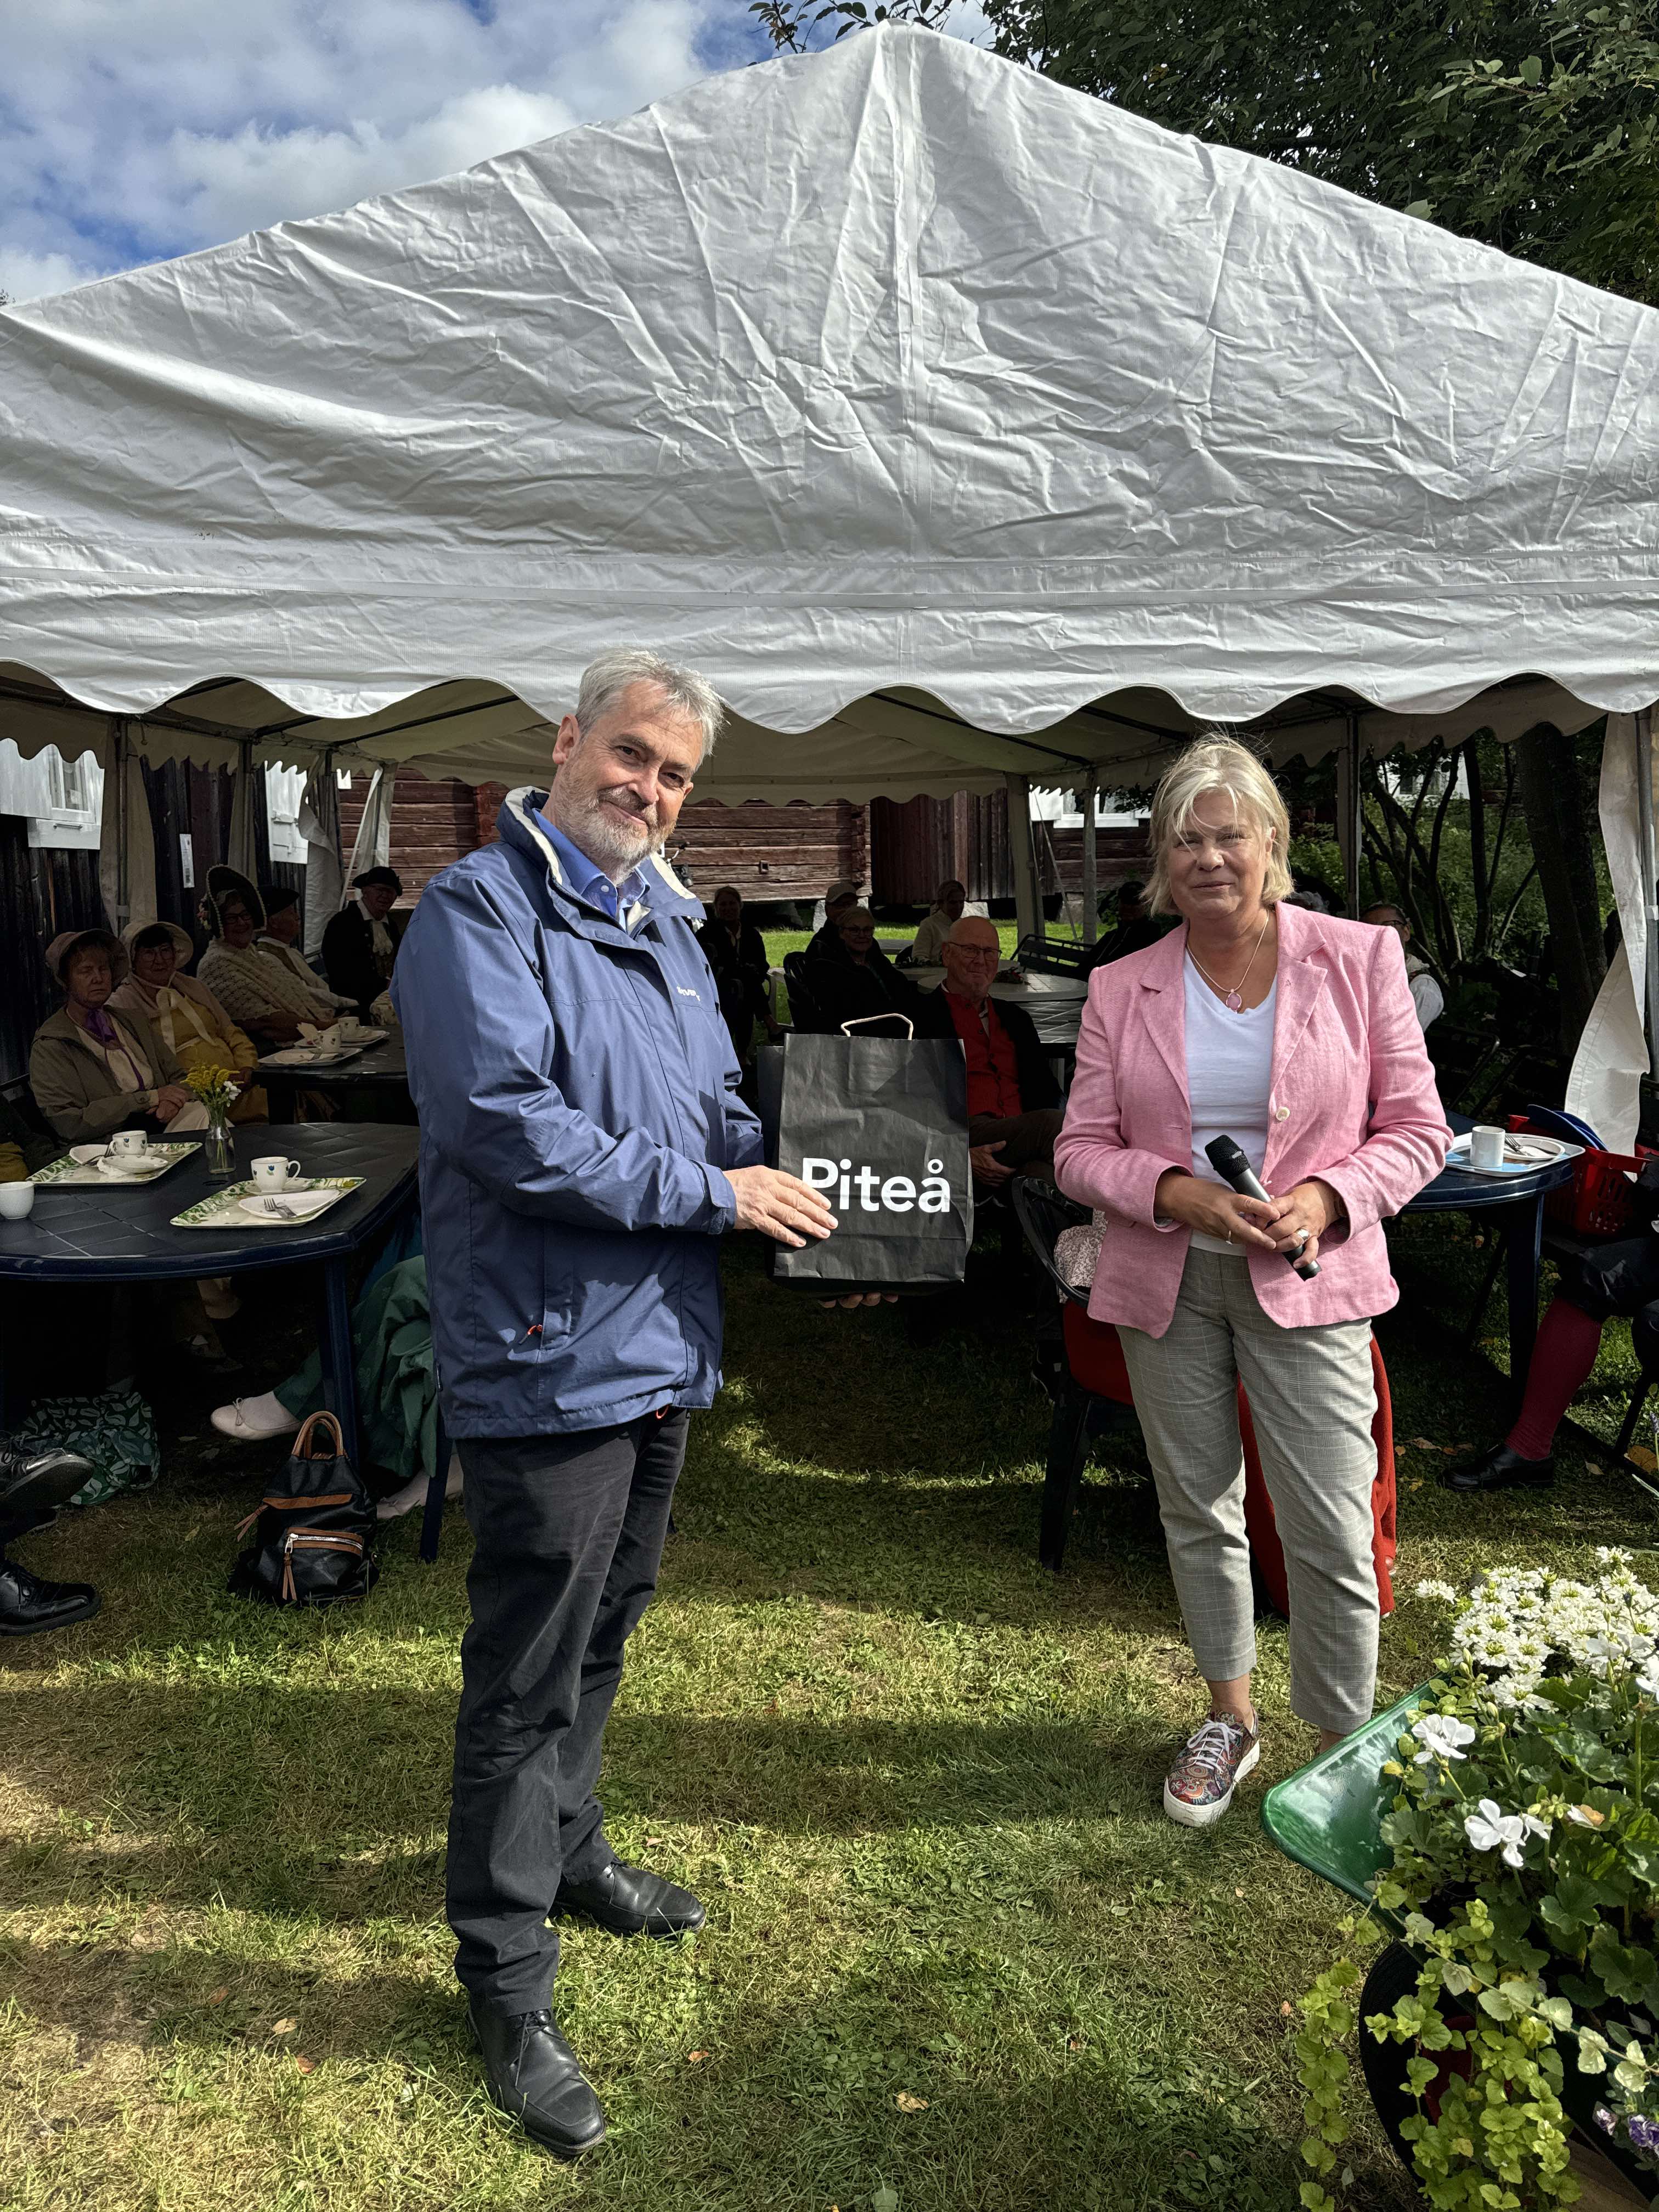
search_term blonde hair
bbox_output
[1144,736,1294,915]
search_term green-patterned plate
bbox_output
[32,1142,201,1187]
[171,1175,365,1229]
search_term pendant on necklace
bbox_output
[1224,988,1243,1011]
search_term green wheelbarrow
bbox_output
[1261,1688,1650,2207]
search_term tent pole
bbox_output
[1637,706,1658,1079]
[1006,772,1039,946]
[1338,709,1362,913]
[1080,774,1098,945]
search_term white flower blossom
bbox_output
[1465,1798,1550,1870]
[1414,1579,1459,1604]
[1412,1714,1476,1764]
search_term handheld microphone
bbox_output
[1204,1135,1321,1280]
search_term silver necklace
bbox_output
[1188,912,1270,1011]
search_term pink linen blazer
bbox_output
[1052,901,1451,1337]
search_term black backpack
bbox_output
[228,1410,379,1606]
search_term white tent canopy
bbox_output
[0,23,1654,793]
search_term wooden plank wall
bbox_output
[336,770,480,902]
[359,775,871,913]
[667,799,867,904]
[868,793,1013,906]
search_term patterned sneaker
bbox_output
[1163,1711,1262,1828]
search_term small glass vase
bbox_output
[203,1113,237,1181]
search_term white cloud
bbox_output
[0,0,751,296]
[0,246,101,303]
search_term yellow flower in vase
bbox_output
[184,1063,241,1177]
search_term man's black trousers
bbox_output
[448,1409,689,2011]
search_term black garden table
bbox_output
[256,1036,413,1125]
[1401,1115,1577,1403]
[0,1124,420,1465]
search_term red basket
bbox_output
[1504,1114,1655,1240]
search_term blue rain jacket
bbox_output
[391,788,763,1436]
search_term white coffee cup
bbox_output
[252,1155,303,1190]
[1469,1125,1506,1170]
[0,1182,35,1221]
[108,1128,149,1159]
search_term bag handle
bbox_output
[292,1410,346,1461]
[840,1014,914,1040]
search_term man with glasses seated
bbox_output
[914,916,1062,1188]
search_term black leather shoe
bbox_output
[468,2001,606,2157]
[0,1556,100,1637]
[555,1858,707,1938]
[1443,1442,1556,1494]
[0,1442,95,1519]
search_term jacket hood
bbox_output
[498,787,706,925]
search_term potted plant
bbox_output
[1296,1550,1659,2209]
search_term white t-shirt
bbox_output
[1184,958,1277,1255]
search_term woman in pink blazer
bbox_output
[1054,737,1448,1829]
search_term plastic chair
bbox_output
[1009,1175,1400,1598]
[781,951,826,1033]
[1009,1177,1124,1567]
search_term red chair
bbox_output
[1013,1177,1397,1608]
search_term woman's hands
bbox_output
[1154,1169,1278,1248]
[1258,1178,1342,1268]
[152,1084,191,1124]
[1155,1170,1344,1263]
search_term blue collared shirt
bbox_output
[535,808,648,923]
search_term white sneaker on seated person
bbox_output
[210,1392,301,1442]
[376,1451,463,1520]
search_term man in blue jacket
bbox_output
[393,648,837,2155]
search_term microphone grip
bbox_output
[1202,1136,1321,1279]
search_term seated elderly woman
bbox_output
[197,867,337,1045]
[109,920,268,1124]
[256,888,356,1012]
[29,929,211,1146]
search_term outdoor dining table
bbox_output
[1400,1113,1577,1403]
[0,1124,420,1465]
[257,1034,413,1125]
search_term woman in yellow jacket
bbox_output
[109,921,269,1124]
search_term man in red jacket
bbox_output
[915,916,1063,1187]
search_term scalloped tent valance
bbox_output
[0,25,1654,791]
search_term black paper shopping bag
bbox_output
[756,1024,972,1293]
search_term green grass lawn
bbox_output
[2,1213,1654,2211]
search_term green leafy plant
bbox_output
[1298,1552,1659,2205]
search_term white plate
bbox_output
[236,1190,337,1223]
[33,1141,201,1188]
[259,1046,364,1068]
[1446,1132,1582,1177]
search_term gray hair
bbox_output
[574,646,725,762]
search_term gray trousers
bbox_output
[1116,1249,1380,1735]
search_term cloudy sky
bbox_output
[0,2,984,304]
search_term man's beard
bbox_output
[555,783,662,878]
